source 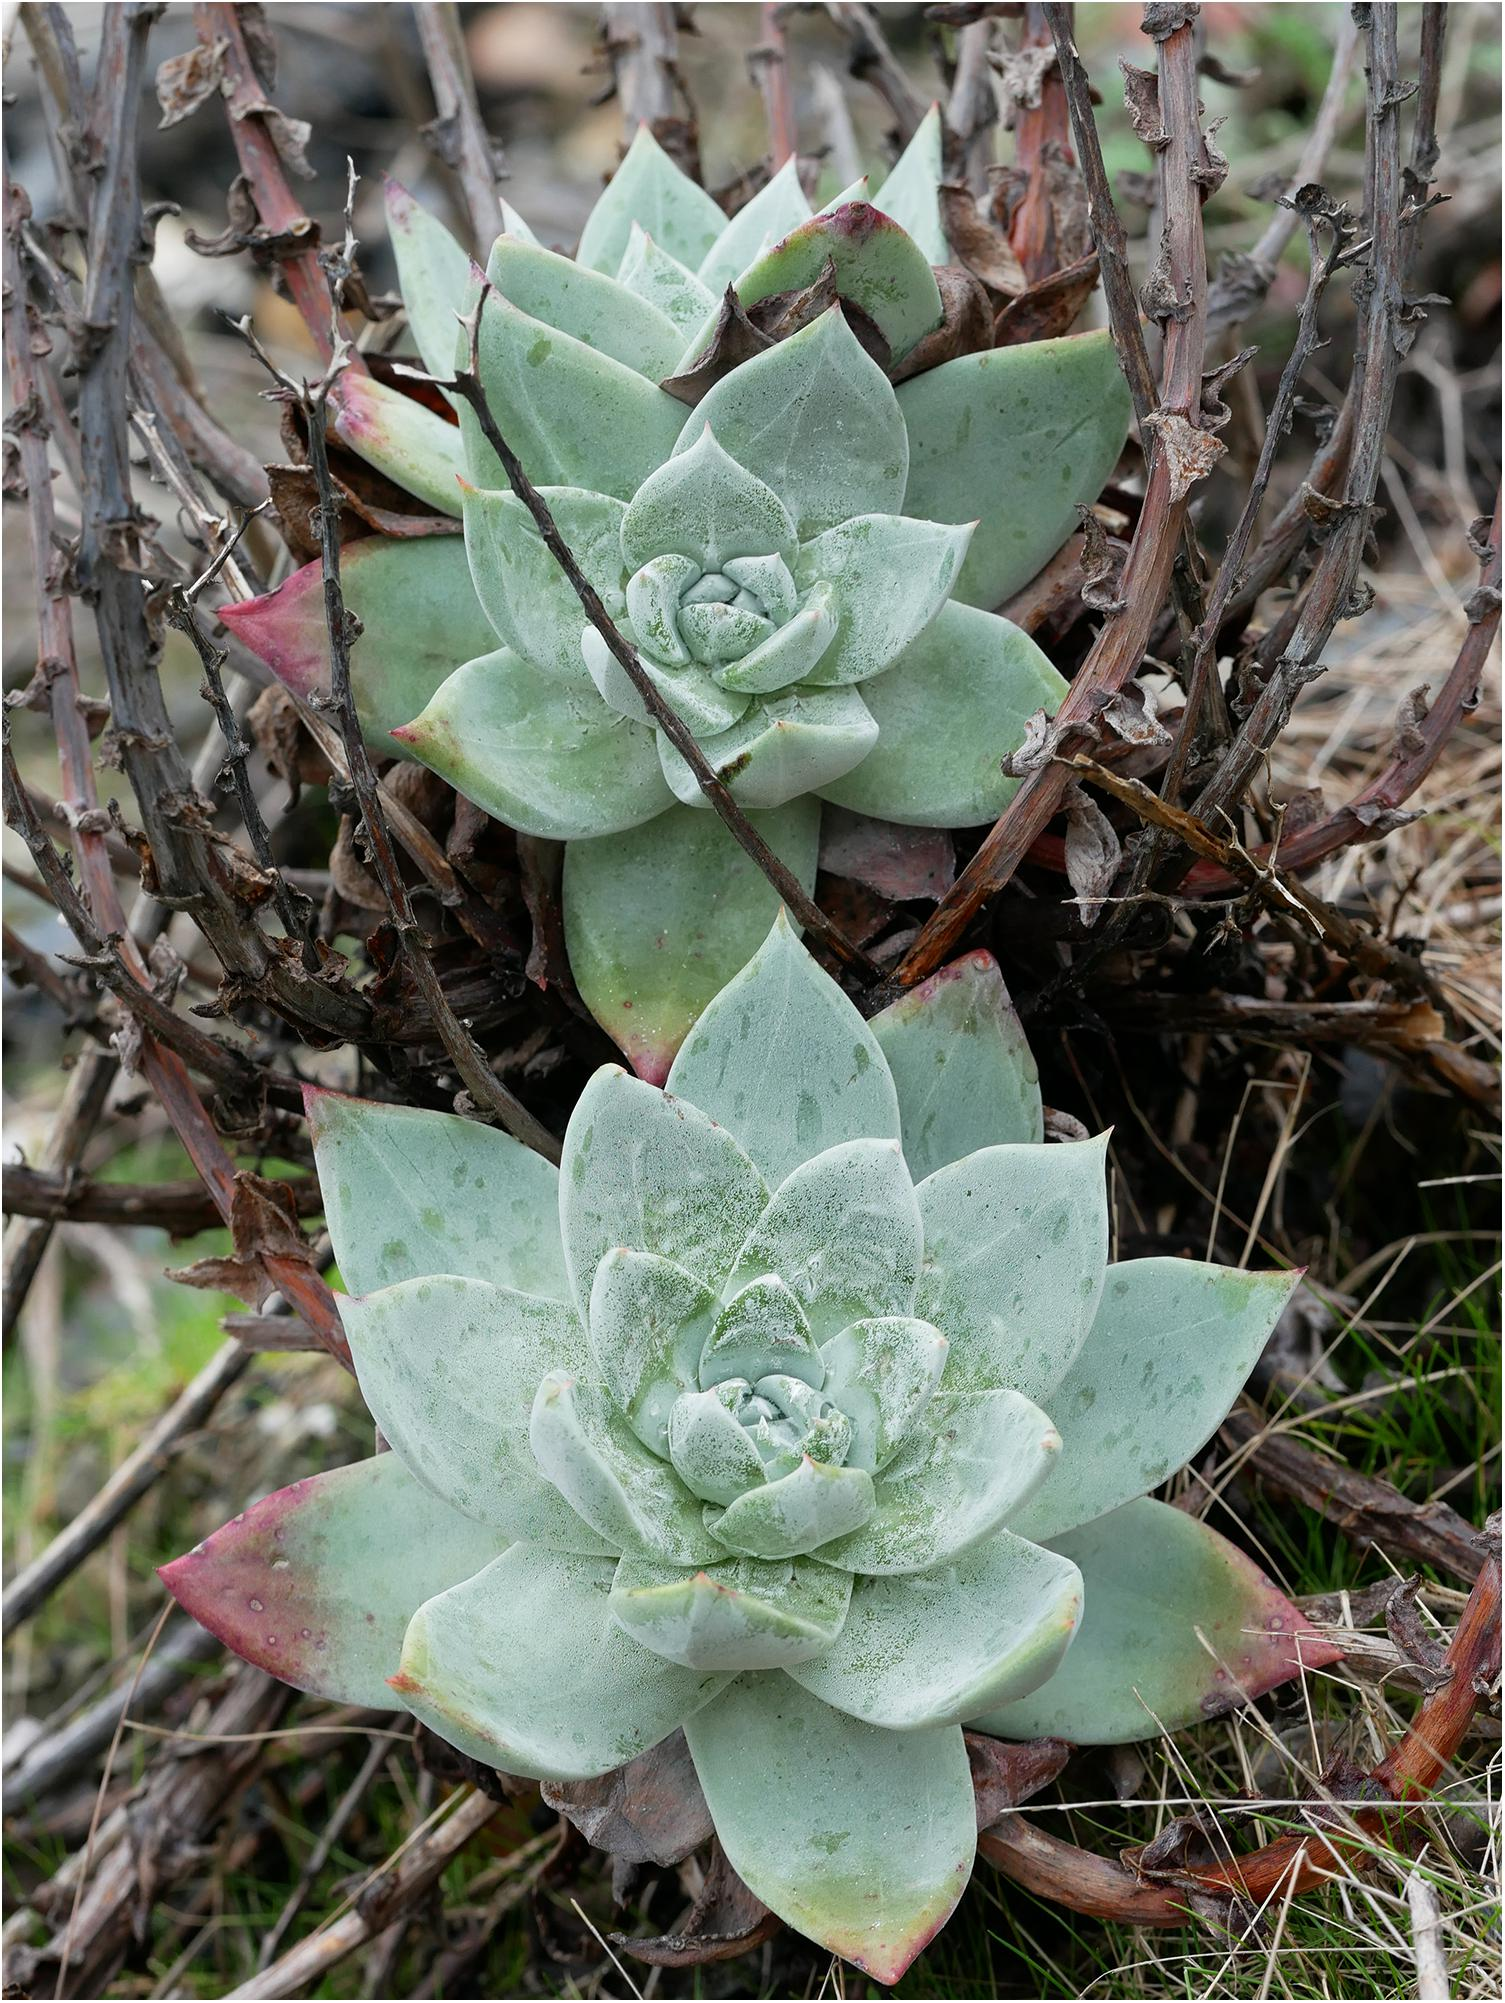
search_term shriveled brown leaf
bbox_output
[994,252,1101,344]
[616,1839,779,1968]
[891,263,998,383]
[939,182,1026,296]
[542,1730,713,1867]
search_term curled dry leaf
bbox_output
[994,253,1102,346]
[1142,409,1227,501]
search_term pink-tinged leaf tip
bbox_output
[218,565,327,700]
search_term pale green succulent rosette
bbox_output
[162,921,1336,1984]
[221,128,1129,1079]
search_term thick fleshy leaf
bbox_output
[617,224,718,334]
[819,1316,948,1472]
[488,235,683,379]
[697,156,813,293]
[562,799,820,1085]
[816,1389,1060,1575]
[677,309,909,537]
[817,599,1065,827]
[328,371,465,514]
[218,539,493,760]
[915,1134,1109,1402]
[700,1274,823,1389]
[972,1498,1342,1744]
[667,910,899,1187]
[899,330,1132,608]
[159,1456,501,1707]
[730,204,944,363]
[340,1276,609,1551]
[588,1249,717,1454]
[394,1545,727,1779]
[659,683,878,811]
[530,1372,721,1564]
[395,647,672,839]
[872,951,1043,1179]
[558,1065,768,1316]
[1012,1261,1303,1543]
[610,1555,851,1670]
[500,200,539,245]
[460,279,683,499]
[711,581,839,693]
[871,105,950,265]
[576,125,727,277]
[796,514,972,687]
[305,1087,566,1300]
[731,1139,922,1341]
[385,177,470,382]
[708,1456,876,1560]
[462,484,624,682]
[667,1386,769,1503]
[582,628,749,737]
[685,1678,975,1982]
[622,427,797,573]
[789,1530,1082,1728]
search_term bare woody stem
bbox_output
[447,296,883,984]
[415,1,505,251]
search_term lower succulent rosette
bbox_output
[162,922,1336,1981]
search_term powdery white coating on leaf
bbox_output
[617,224,718,335]
[815,1389,1059,1575]
[667,1386,769,1502]
[384,176,471,384]
[305,1086,567,1301]
[731,1139,922,1342]
[870,952,1043,1179]
[487,235,684,380]
[675,309,909,539]
[609,1554,852,1670]
[1011,1260,1303,1542]
[795,514,973,687]
[461,484,626,683]
[711,581,840,694]
[328,371,465,515]
[558,1066,768,1317]
[972,1498,1343,1745]
[685,1677,975,1982]
[708,1456,877,1560]
[394,1545,727,1780]
[788,1530,1081,1729]
[340,1275,610,1552]
[621,427,797,572]
[700,1273,823,1390]
[818,1316,949,1472]
[588,1249,717,1454]
[915,1133,1110,1403]
[666,912,901,1188]
[696,155,813,293]
[530,1372,721,1565]
[870,104,950,266]
[583,627,750,738]
[396,646,673,840]
[158,1456,502,1708]
[575,125,727,278]
[656,682,879,811]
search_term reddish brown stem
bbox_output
[1009,3,1073,283]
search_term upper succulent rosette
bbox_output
[221,121,1131,1078]
[161,921,1334,1983]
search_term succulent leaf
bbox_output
[588,1249,718,1455]
[218,538,493,760]
[730,1139,922,1341]
[581,627,751,737]
[696,156,813,292]
[676,308,908,537]
[684,1678,975,1983]
[721,202,945,363]
[899,331,1132,608]
[328,371,465,514]
[656,683,879,810]
[616,224,718,334]
[817,599,1065,827]
[340,1276,611,1551]
[530,1372,722,1565]
[395,647,672,839]
[305,1087,567,1300]
[621,427,797,572]
[666,1386,771,1503]
[575,125,727,278]
[818,1316,949,1472]
[667,912,899,1187]
[384,176,471,383]
[971,1498,1341,1744]
[871,105,950,266]
[871,953,1043,1178]
[789,1529,1082,1729]
[159,1456,502,1707]
[487,235,684,379]
[459,278,683,498]
[794,514,972,686]
[558,1066,768,1317]
[709,580,840,693]
[1012,1261,1303,1542]
[609,1555,853,1670]
[461,483,626,683]
[915,1133,1110,1403]
[562,800,820,1083]
[700,1273,823,1389]
[708,1456,877,1560]
[395,1545,728,1779]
